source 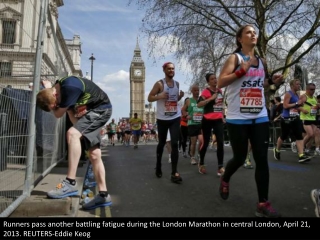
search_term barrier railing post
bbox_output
[0,113,8,171]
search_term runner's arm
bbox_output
[51,106,68,118]
[218,54,251,88]
[148,81,165,102]
[181,98,190,117]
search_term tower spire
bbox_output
[135,36,140,51]
[132,36,143,63]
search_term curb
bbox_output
[9,160,89,218]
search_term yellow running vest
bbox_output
[300,94,317,121]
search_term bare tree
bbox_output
[129,0,320,95]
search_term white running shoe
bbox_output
[291,142,297,153]
[314,149,320,156]
[190,157,197,165]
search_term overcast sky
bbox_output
[58,0,191,122]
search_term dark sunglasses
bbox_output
[309,89,316,91]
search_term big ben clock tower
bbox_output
[129,38,145,120]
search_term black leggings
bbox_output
[223,122,270,202]
[156,117,181,175]
[179,125,188,153]
[199,118,224,168]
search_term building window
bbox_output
[2,20,16,44]
[0,62,12,77]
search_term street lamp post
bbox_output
[89,53,95,82]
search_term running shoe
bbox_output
[219,177,229,200]
[243,160,254,169]
[310,189,320,217]
[47,180,78,199]
[183,152,187,158]
[190,157,197,165]
[243,153,254,169]
[298,154,312,163]
[273,148,280,161]
[155,167,162,178]
[244,157,254,169]
[171,173,182,183]
[198,164,206,174]
[217,167,225,177]
[314,149,320,156]
[82,194,112,210]
[255,201,281,218]
[304,151,312,156]
[291,142,297,153]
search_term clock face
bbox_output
[134,69,142,76]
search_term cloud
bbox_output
[97,70,129,91]
[104,70,129,83]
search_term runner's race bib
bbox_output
[289,108,299,117]
[193,113,203,122]
[74,105,88,118]
[310,106,317,116]
[164,101,177,116]
[240,88,263,114]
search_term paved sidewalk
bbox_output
[9,160,88,217]
[9,146,110,218]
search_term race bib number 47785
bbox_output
[240,88,263,114]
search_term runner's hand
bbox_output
[272,74,284,85]
[158,91,169,99]
[240,58,253,72]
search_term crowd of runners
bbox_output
[100,24,319,218]
[101,117,159,147]
[36,24,319,217]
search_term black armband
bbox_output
[197,96,205,104]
